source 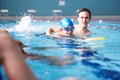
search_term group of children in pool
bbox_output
[0,8,93,80]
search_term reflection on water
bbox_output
[0,16,120,80]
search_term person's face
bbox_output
[62,29,73,36]
[78,11,91,27]
[64,26,74,35]
[66,30,73,35]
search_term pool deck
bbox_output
[0,16,120,21]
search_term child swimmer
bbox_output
[46,18,75,37]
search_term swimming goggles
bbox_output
[64,26,75,31]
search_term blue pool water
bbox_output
[0,16,120,80]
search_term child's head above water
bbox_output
[60,18,74,31]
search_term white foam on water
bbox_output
[9,16,43,33]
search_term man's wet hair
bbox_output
[77,8,91,19]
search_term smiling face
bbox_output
[77,11,91,28]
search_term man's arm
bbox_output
[0,30,36,80]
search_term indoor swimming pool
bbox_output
[0,16,120,80]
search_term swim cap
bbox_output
[60,18,74,31]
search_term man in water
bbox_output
[73,8,92,37]
[46,18,75,37]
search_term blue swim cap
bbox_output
[60,18,74,31]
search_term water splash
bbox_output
[10,16,42,33]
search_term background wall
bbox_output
[0,0,120,16]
